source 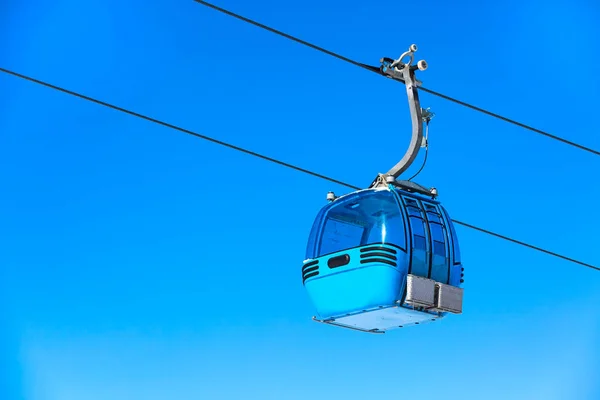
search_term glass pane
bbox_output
[318,218,365,256]
[409,216,425,237]
[424,203,437,211]
[413,235,427,250]
[433,240,446,257]
[427,212,441,224]
[429,223,444,242]
[406,205,421,217]
[308,189,407,258]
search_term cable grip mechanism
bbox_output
[370,44,431,191]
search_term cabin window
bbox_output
[409,216,427,250]
[306,189,407,259]
[318,217,366,257]
[429,223,446,257]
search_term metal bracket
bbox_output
[368,173,438,198]
[370,44,430,186]
[421,107,434,148]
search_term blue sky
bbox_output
[1,0,600,399]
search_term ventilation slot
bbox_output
[302,260,320,284]
[359,246,398,267]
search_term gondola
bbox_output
[302,45,464,333]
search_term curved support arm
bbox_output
[386,65,423,178]
[379,45,428,179]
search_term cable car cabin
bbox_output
[302,183,464,333]
[302,43,464,333]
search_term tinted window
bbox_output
[305,189,407,259]
[429,223,444,241]
[318,218,365,256]
[433,240,446,257]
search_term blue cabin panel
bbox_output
[304,246,406,318]
[303,188,410,318]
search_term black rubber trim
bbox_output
[360,246,397,255]
[359,258,396,267]
[302,271,319,283]
[314,242,406,259]
[360,252,397,261]
[302,265,319,276]
[302,261,319,272]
